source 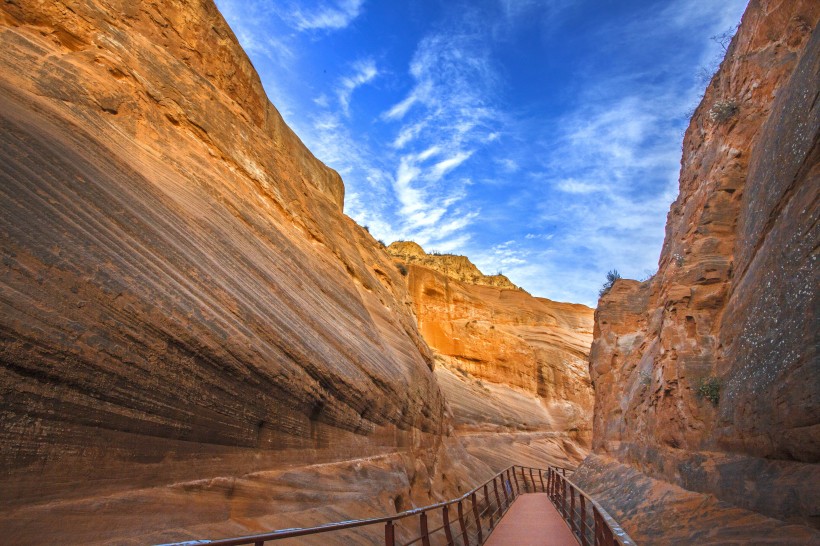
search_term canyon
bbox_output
[0,0,817,544]
[0,1,592,544]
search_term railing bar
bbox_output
[385,520,395,546]
[419,511,430,546]
[471,491,483,544]
[442,504,454,546]
[424,523,448,535]
[493,477,502,518]
[456,500,470,546]
[513,465,520,494]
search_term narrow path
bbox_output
[485,493,578,546]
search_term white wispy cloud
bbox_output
[336,58,379,115]
[290,0,365,31]
[372,15,502,251]
[429,152,473,181]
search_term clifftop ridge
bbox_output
[387,240,522,291]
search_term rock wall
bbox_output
[579,0,820,540]
[0,1,489,544]
[389,245,595,471]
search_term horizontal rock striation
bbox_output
[581,0,820,539]
[0,1,487,543]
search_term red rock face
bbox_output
[583,0,820,538]
[395,256,595,470]
[0,1,492,543]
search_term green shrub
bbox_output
[709,99,738,123]
[599,269,622,297]
[696,376,721,405]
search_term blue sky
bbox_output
[214,0,748,307]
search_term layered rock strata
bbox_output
[0,1,490,543]
[579,0,820,541]
[389,246,595,470]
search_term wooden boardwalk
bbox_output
[485,493,578,546]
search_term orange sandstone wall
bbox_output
[0,1,482,544]
[389,246,595,470]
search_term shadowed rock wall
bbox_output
[576,0,820,541]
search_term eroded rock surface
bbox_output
[389,247,595,471]
[581,0,820,539]
[388,241,520,290]
[0,1,492,543]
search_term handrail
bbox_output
[546,467,637,546]
[159,464,633,546]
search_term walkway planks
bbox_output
[484,493,578,546]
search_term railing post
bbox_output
[385,520,395,546]
[603,521,615,546]
[442,504,454,545]
[485,483,494,528]
[420,510,430,546]
[457,500,470,546]
[561,475,567,519]
[539,468,545,492]
[254,541,264,546]
[501,471,510,509]
[570,484,577,535]
[513,466,521,494]
[529,468,536,493]
[472,491,483,543]
[520,466,528,492]
[493,477,502,516]
[594,505,603,546]
[579,494,588,546]
[547,468,553,499]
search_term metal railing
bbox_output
[545,467,636,546]
[162,465,634,546]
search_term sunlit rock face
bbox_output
[388,245,595,471]
[0,1,493,544]
[388,241,520,290]
[578,0,820,540]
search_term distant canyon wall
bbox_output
[388,244,595,471]
[576,0,820,542]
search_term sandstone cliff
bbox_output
[389,244,594,471]
[388,241,520,290]
[575,0,820,542]
[0,1,489,544]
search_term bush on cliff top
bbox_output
[599,269,621,297]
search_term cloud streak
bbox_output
[336,59,379,115]
[291,0,365,31]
